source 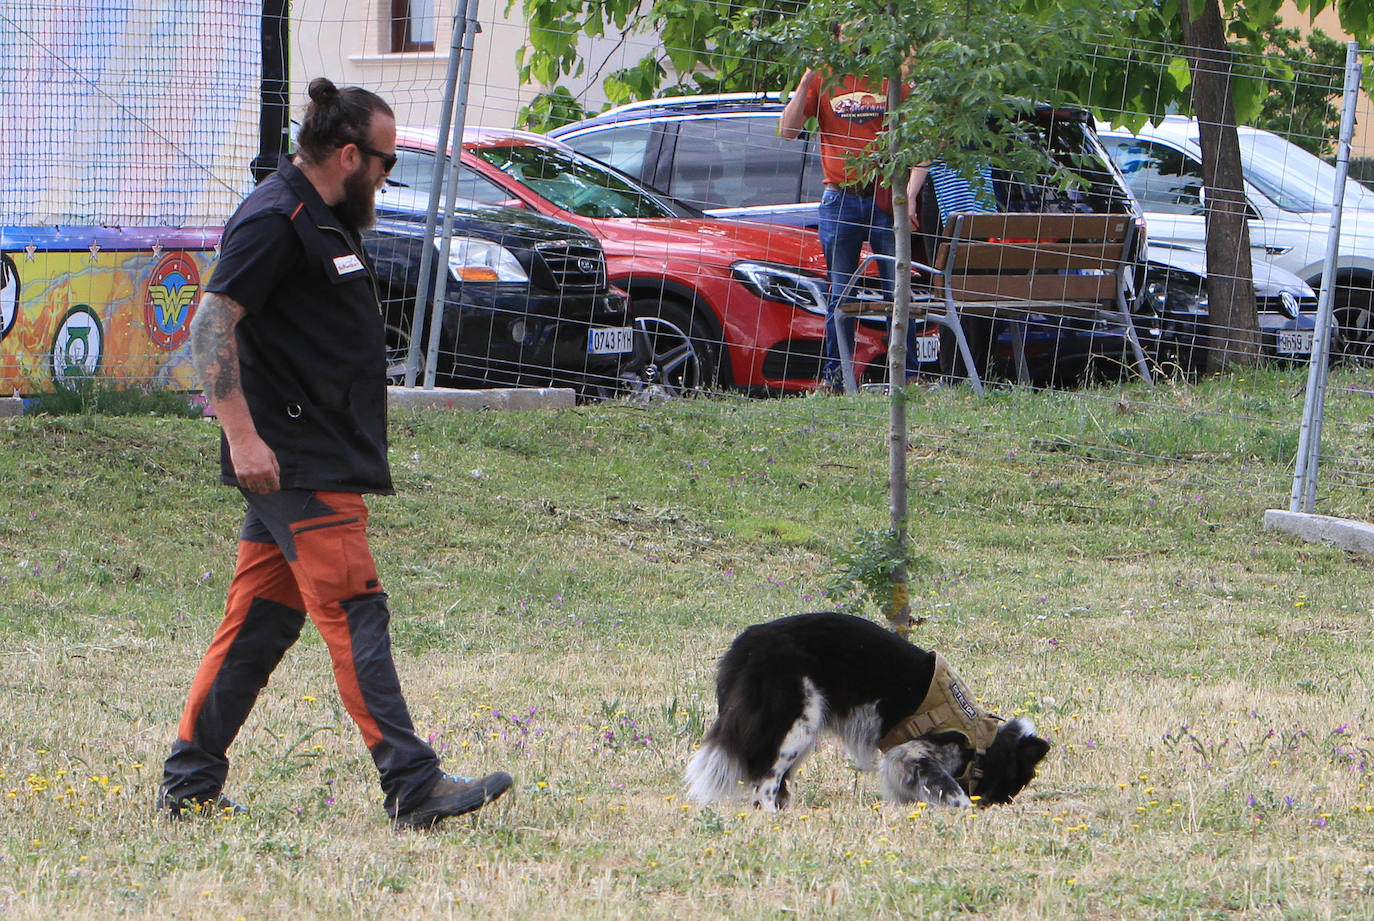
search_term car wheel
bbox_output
[632,315,702,397]
[1332,285,1374,365]
[637,296,726,389]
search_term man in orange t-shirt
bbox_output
[781,69,926,389]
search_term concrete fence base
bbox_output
[1263,509,1374,556]
[0,387,576,418]
[387,386,576,412]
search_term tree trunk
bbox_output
[884,64,913,636]
[1179,0,1262,370]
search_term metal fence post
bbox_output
[423,0,480,390]
[1289,42,1361,513]
[403,1,469,388]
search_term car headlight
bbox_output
[732,261,828,315]
[1144,279,1207,317]
[443,237,528,282]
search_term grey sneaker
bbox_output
[394,771,512,829]
[159,792,249,819]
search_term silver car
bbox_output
[1098,116,1374,361]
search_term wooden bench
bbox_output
[835,212,1153,394]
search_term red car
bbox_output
[380,127,918,394]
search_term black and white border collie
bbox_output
[685,612,1050,809]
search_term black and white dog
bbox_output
[685,612,1050,809]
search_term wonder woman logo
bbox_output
[145,252,201,350]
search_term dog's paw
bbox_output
[750,776,790,811]
[880,741,972,807]
[910,772,972,807]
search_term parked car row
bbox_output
[551,94,1340,380]
[374,96,1347,398]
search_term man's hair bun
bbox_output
[308,77,339,105]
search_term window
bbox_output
[389,149,438,195]
[667,116,812,210]
[564,124,654,179]
[1103,138,1204,216]
[390,0,436,53]
[473,145,678,218]
[383,149,513,209]
[455,165,517,207]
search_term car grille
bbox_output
[535,242,606,292]
[1258,292,1318,317]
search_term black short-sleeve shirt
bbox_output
[207,159,393,494]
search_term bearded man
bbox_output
[158,78,511,829]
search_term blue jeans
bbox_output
[816,188,925,385]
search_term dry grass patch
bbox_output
[3,377,1374,918]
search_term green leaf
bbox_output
[1167,55,1194,96]
[1231,73,1267,124]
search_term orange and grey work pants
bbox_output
[160,489,441,817]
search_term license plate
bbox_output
[1277,329,1313,355]
[917,333,940,364]
[588,326,635,355]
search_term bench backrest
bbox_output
[932,212,1136,304]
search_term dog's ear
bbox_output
[1020,734,1050,765]
[971,719,1048,805]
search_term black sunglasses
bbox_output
[355,142,397,174]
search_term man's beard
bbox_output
[338,164,378,231]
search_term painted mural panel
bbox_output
[0,227,220,394]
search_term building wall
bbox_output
[287,0,653,131]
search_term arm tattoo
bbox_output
[190,292,247,402]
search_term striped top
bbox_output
[929,162,999,224]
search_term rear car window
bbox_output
[392,148,513,206]
[667,116,813,211]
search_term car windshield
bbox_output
[1240,131,1374,212]
[473,144,681,219]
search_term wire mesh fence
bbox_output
[2,0,1374,515]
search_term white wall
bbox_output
[286,0,655,131]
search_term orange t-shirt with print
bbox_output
[799,74,900,186]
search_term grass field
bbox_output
[2,372,1373,919]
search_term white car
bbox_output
[1099,116,1374,361]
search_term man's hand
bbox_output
[227,430,281,494]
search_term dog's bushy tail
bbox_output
[684,738,747,804]
[685,638,796,804]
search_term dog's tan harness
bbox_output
[876,653,1003,788]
